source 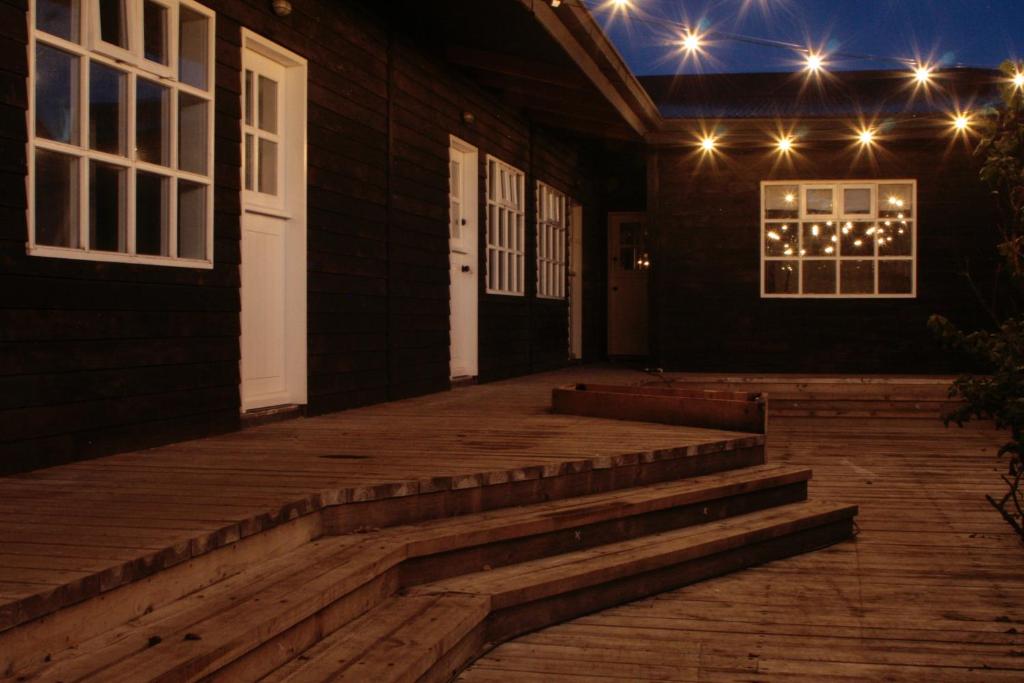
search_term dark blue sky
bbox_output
[587,0,1024,75]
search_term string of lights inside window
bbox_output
[546,0,1024,154]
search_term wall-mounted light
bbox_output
[462,111,476,125]
[271,0,292,17]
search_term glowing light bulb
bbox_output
[783,247,793,256]
[784,192,795,204]
[699,135,717,153]
[610,0,632,7]
[681,30,704,54]
[854,239,863,247]
[952,112,971,132]
[811,224,820,237]
[805,52,825,74]
[824,246,834,255]
[1013,70,1024,90]
[857,127,876,146]
[767,230,781,241]
[913,64,933,85]
[777,136,794,153]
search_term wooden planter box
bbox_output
[552,383,767,434]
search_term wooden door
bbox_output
[240,38,307,410]
[569,201,583,360]
[449,137,478,379]
[607,212,649,356]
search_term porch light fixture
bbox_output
[804,51,825,74]
[776,136,794,154]
[856,127,876,146]
[270,0,292,17]
[952,112,972,133]
[699,134,717,153]
[912,64,933,85]
[681,30,704,55]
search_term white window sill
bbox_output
[27,244,214,269]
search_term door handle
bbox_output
[461,265,472,273]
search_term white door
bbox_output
[608,212,649,356]
[240,35,308,411]
[569,201,583,360]
[449,137,479,379]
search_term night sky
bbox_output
[587,0,1024,75]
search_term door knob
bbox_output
[461,265,472,273]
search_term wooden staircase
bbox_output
[6,453,856,683]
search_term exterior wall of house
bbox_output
[648,138,999,374]
[1,0,609,472]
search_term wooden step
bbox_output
[17,466,811,682]
[261,501,857,683]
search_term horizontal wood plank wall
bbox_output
[649,141,999,374]
[1,0,614,471]
[0,0,242,472]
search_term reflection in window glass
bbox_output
[136,78,170,165]
[258,76,278,133]
[840,221,875,257]
[258,138,278,195]
[89,160,127,252]
[878,219,913,256]
[89,62,127,155]
[178,92,208,174]
[765,260,799,294]
[801,221,836,256]
[142,0,168,64]
[879,183,913,218]
[179,6,209,89]
[765,222,797,257]
[805,187,834,215]
[98,0,128,48]
[803,260,836,294]
[843,187,872,215]
[840,260,874,294]
[35,149,80,248]
[178,180,206,259]
[35,44,79,144]
[136,171,169,255]
[764,185,798,219]
[37,0,79,41]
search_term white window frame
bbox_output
[536,181,567,300]
[485,155,525,296]
[27,0,216,268]
[761,179,917,299]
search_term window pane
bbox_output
[879,219,913,256]
[258,138,278,195]
[179,7,209,90]
[142,0,168,65]
[880,184,913,219]
[764,222,797,257]
[136,171,169,255]
[89,161,127,252]
[98,0,128,49]
[35,44,79,145]
[244,70,254,126]
[802,221,837,256]
[805,187,834,215]
[840,260,874,294]
[89,62,127,155]
[840,221,874,257]
[37,0,79,41]
[879,260,913,294]
[136,78,170,166]
[258,76,278,134]
[178,180,206,259]
[764,185,799,219]
[843,187,872,215]
[803,261,836,294]
[178,93,208,174]
[765,261,799,294]
[244,133,254,191]
[35,149,79,248]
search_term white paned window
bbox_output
[536,181,567,299]
[761,180,916,298]
[485,156,525,295]
[28,0,216,267]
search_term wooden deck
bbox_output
[0,367,756,632]
[460,383,1024,682]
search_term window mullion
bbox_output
[78,49,91,250]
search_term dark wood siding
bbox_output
[1,0,610,471]
[648,140,998,373]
